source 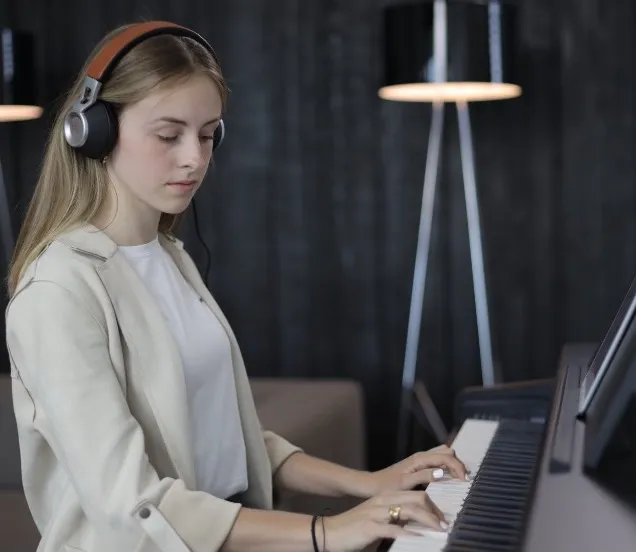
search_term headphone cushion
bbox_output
[213,119,225,151]
[79,101,118,160]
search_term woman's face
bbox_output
[107,74,223,219]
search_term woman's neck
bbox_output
[92,189,161,246]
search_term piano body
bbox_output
[384,343,636,552]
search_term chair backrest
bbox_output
[0,373,23,489]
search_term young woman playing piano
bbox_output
[5,21,467,552]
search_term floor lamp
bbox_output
[378,0,522,461]
[0,29,43,268]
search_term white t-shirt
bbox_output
[119,237,248,499]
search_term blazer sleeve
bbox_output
[6,280,241,552]
[262,430,302,475]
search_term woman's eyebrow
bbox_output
[151,116,220,126]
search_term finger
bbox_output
[373,522,427,541]
[422,493,447,522]
[390,503,446,531]
[402,468,445,488]
[407,451,451,470]
[442,455,469,479]
[372,491,447,524]
[373,490,432,507]
[410,452,469,480]
[412,461,469,485]
[428,444,454,456]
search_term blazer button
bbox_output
[139,507,151,519]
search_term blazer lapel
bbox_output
[96,251,197,490]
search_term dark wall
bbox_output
[2,0,635,470]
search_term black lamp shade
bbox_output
[379,0,521,102]
[0,29,42,121]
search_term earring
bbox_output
[101,156,108,165]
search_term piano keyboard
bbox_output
[388,418,544,552]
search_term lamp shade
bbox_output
[0,29,42,121]
[379,0,521,102]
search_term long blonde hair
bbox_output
[7,23,229,296]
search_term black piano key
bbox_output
[452,528,518,545]
[478,464,535,475]
[465,494,527,505]
[461,506,522,520]
[446,544,515,552]
[468,489,530,502]
[472,475,532,486]
[469,478,532,491]
[461,502,525,514]
[459,514,524,531]
[481,457,532,465]
[456,521,521,537]
[485,445,538,456]
[474,473,533,485]
[446,541,516,552]
[469,478,531,491]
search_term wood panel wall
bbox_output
[1,0,634,469]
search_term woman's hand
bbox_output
[359,445,470,497]
[322,489,447,552]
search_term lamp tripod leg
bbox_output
[0,155,14,270]
[456,101,497,387]
[396,101,445,462]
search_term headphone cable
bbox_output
[191,199,211,286]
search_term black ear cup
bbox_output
[73,101,119,160]
[213,119,225,151]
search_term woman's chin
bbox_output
[160,197,194,215]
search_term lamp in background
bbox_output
[0,29,43,267]
[379,0,521,460]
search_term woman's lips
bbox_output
[168,180,197,189]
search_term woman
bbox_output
[5,21,467,552]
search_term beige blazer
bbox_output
[5,225,301,552]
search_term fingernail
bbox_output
[440,521,449,531]
[433,468,444,480]
[465,473,473,481]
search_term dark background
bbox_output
[1,0,635,470]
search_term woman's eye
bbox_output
[158,135,179,142]
[201,136,214,142]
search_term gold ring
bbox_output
[388,505,402,524]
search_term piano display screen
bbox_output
[579,275,636,415]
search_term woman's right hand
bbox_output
[321,490,448,552]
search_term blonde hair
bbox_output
[7,23,229,296]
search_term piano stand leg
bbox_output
[395,101,498,462]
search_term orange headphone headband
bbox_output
[86,21,218,82]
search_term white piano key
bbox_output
[388,419,500,552]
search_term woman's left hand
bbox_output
[359,445,470,497]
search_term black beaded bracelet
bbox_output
[312,508,331,552]
[311,515,320,552]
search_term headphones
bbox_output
[63,21,226,160]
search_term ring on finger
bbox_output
[388,504,402,524]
